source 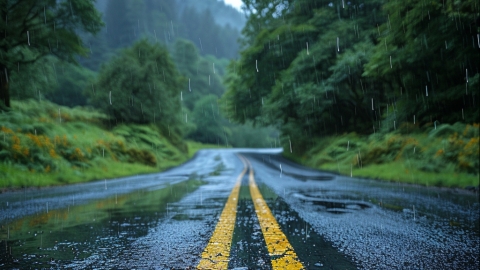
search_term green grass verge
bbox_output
[0,100,224,190]
[287,123,479,189]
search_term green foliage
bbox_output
[364,0,480,129]
[225,0,479,172]
[88,39,185,136]
[46,61,97,107]
[103,0,241,59]
[177,7,240,59]
[295,123,479,188]
[226,0,387,139]
[0,99,207,188]
[8,55,58,100]
[173,39,225,110]
[0,0,104,108]
[187,94,228,144]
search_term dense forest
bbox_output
[1,0,276,149]
[224,0,479,149]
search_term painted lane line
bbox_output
[242,155,304,269]
[197,157,248,269]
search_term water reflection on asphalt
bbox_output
[0,179,203,268]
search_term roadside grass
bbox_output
[289,123,479,189]
[0,100,222,190]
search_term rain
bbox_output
[0,0,479,269]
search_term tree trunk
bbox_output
[0,67,10,108]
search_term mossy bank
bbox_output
[0,100,220,190]
[286,122,479,189]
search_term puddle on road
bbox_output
[0,179,203,268]
[229,174,357,269]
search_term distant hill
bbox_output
[89,0,242,61]
[175,0,246,30]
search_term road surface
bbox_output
[0,149,479,269]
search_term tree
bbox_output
[0,0,103,108]
[173,39,224,110]
[88,39,185,137]
[364,0,480,126]
[224,0,386,150]
[45,60,96,107]
[188,94,229,144]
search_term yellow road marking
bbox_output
[197,157,247,269]
[242,155,304,269]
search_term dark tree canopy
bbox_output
[224,0,479,151]
[88,39,186,138]
[0,0,103,108]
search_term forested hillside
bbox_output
[223,0,479,185]
[0,0,274,188]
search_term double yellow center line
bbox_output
[198,155,303,269]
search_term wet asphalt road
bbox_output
[0,148,479,269]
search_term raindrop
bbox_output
[347,141,349,151]
[256,59,259,72]
[188,78,191,91]
[181,91,183,101]
[371,98,374,110]
[104,179,107,190]
[414,115,416,124]
[390,55,392,68]
[213,63,216,74]
[466,69,468,94]
[4,68,8,83]
[425,85,428,96]
[337,37,340,52]
[306,42,309,55]
[27,31,30,46]
[289,139,292,153]
[109,91,112,104]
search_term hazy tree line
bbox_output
[223,0,479,153]
[1,0,277,148]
